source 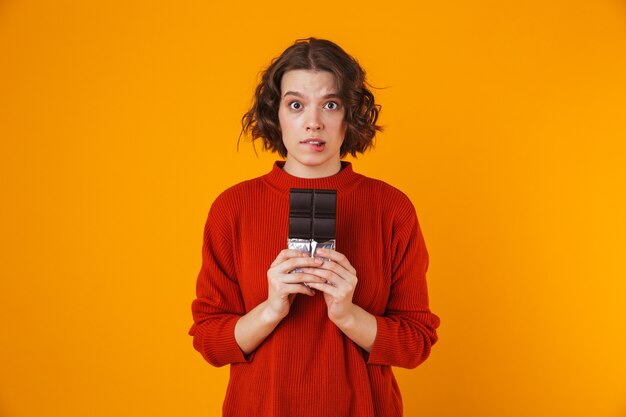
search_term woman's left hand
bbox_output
[300,248,358,325]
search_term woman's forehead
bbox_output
[280,69,338,97]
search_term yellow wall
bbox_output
[1,1,625,416]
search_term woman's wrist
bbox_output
[260,299,289,325]
[330,304,377,352]
[329,304,356,329]
[235,300,285,355]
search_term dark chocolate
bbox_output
[289,188,336,240]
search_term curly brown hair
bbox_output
[240,37,382,158]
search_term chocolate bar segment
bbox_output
[288,217,312,239]
[290,189,313,216]
[289,189,313,239]
[312,218,336,241]
[312,190,336,218]
[312,190,336,241]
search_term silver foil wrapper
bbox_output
[287,238,312,255]
[312,239,335,259]
[288,238,336,275]
[287,238,335,257]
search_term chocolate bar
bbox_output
[288,188,336,258]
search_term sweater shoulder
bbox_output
[205,175,268,225]
[359,175,416,211]
[210,175,266,207]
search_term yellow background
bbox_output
[1,0,625,416]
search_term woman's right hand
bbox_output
[265,249,325,321]
[234,249,326,355]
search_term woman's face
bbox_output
[278,69,347,178]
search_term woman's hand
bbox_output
[300,248,377,352]
[265,249,326,322]
[236,248,376,354]
[299,248,359,325]
[235,249,326,355]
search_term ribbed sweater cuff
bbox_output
[366,316,393,366]
[204,316,254,365]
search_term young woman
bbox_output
[189,37,440,417]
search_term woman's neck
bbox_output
[282,159,342,179]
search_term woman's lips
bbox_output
[300,138,326,152]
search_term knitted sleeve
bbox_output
[188,193,251,367]
[367,196,440,368]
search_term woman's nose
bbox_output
[305,108,323,131]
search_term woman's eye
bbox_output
[324,101,339,110]
[289,101,302,110]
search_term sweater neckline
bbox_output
[262,160,363,194]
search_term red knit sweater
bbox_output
[190,161,440,417]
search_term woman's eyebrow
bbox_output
[282,91,340,99]
[282,91,303,98]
